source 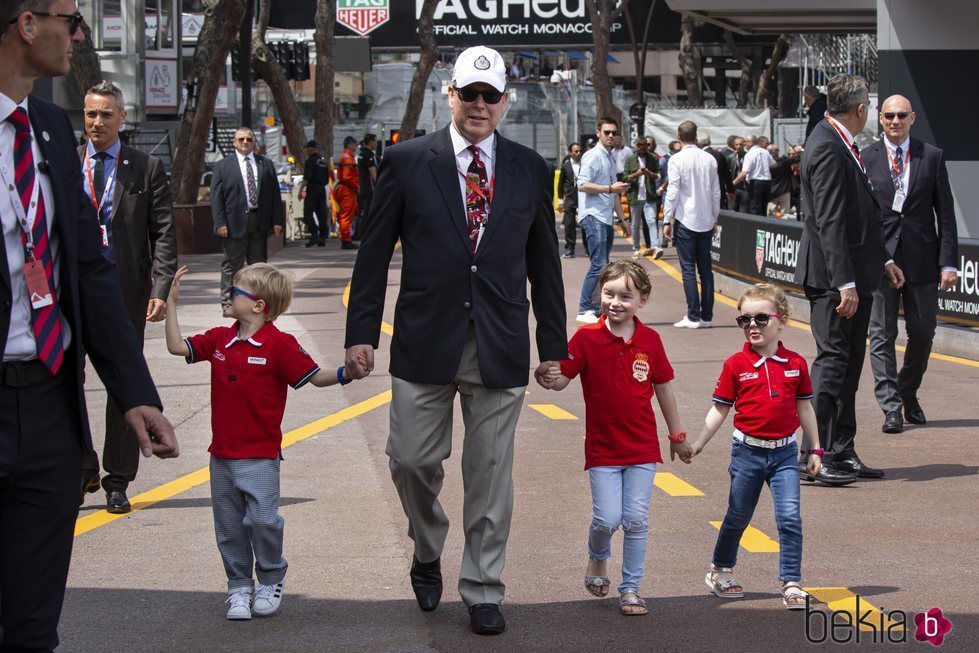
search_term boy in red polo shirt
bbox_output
[542,260,689,616]
[165,263,359,620]
[687,283,823,610]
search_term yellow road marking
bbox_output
[708,521,779,552]
[75,390,393,537]
[528,404,578,420]
[655,472,704,496]
[806,587,904,631]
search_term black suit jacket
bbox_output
[806,96,827,139]
[345,125,568,388]
[558,157,578,208]
[795,119,886,298]
[0,97,160,448]
[210,152,285,239]
[865,137,957,284]
[78,143,177,324]
[706,147,734,194]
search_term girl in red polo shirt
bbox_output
[687,283,822,610]
[543,260,689,616]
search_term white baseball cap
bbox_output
[452,46,507,93]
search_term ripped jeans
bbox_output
[587,463,657,594]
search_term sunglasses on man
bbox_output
[735,313,783,328]
[9,11,83,34]
[453,86,504,105]
[881,112,910,121]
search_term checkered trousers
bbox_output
[209,456,288,591]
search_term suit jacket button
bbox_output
[470,265,477,273]
[463,301,471,309]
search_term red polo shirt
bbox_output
[712,342,813,439]
[186,322,320,459]
[561,316,674,469]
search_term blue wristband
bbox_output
[337,366,349,386]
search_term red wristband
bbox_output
[668,430,687,443]
[806,448,824,455]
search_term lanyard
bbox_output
[825,116,866,174]
[84,148,121,216]
[0,138,42,256]
[886,144,911,190]
[457,166,495,206]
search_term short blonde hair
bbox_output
[598,259,652,298]
[233,263,294,321]
[737,283,789,319]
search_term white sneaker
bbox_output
[673,316,701,329]
[576,311,600,324]
[652,247,664,260]
[631,249,641,259]
[699,321,713,328]
[253,581,284,616]
[226,588,252,620]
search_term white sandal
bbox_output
[782,581,807,610]
[705,565,744,599]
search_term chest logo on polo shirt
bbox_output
[784,369,800,377]
[213,351,226,361]
[248,357,267,365]
[739,371,759,381]
[632,352,649,383]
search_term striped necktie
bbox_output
[892,146,904,190]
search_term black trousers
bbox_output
[805,285,874,462]
[748,179,771,216]
[302,184,329,241]
[220,215,268,303]
[562,204,577,254]
[0,361,83,652]
[81,316,145,492]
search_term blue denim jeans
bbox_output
[712,438,803,582]
[672,220,714,321]
[631,201,660,251]
[588,463,657,594]
[578,216,614,314]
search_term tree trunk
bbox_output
[724,31,752,108]
[70,20,102,97]
[399,0,440,140]
[679,15,703,106]
[253,0,305,165]
[586,0,631,124]
[754,34,790,108]
[171,0,245,205]
[314,0,335,159]
[625,0,656,134]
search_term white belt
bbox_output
[733,429,796,449]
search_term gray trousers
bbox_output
[220,214,268,303]
[210,456,287,592]
[387,326,525,606]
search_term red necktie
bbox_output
[7,107,63,374]
[465,145,489,252]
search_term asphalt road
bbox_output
[60,230,978,652]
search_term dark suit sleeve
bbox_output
[211,159,228,232]
[807,141,856,287]
[932,150,958,270]
[265,160,285,228]
[147,156,177,300]
[526,157,569,362]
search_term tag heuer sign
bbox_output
[337,0,389,36]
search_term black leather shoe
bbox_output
[106,490,132,514]
[80,472,101,505]
[832,458,885,479]
[802,464,857,486]
[409,557,442,612]
[882,411,904,434]
[469,603,506,635]
[904,400,927,425]
[340,241,359,250]
[305,239,316,247]
[317,239,326,247]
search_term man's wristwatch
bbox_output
[668,430,687,443]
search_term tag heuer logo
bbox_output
[337,0,390,36]
[755,229,766,273]
[474,55,491,70]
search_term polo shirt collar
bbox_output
[224,321,275,348]
[742,341,789,367]
[596,314,642,345]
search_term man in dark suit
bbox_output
[794,74,904,486]
[78,80,177,514]
[804,85,827,139]
[344,46,567,635]
[300,139,329,247]
[210,126,284,311]
[699,133,734,210]
[0,4,178,649]
[557,141,582,257]
[866,94,958,434]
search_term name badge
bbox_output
[248,356,267,365]
[24,259,53,309]
[892,190,905,213]
[784,369,800,378]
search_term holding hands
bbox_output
[535,361,563,389]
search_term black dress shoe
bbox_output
[832,458,885,479]
[317,239,326,247]
[80,472,101,505]
[904,401,927,425]
[882,411,904,434]
[106,490,132,514]
[802,464,857,486]
[340,241,359,250]
[409,557,442,611]
[469,603,506,635]
[305,239,316,247]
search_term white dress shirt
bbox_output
[236,151,260,209]
[742,145,774,181]
[662,144,720,232]
[0,93,71,360]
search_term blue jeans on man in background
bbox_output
[673,220,714,322]
[712,439,802,582]
[630,201,660,252]
[578,216,614,315]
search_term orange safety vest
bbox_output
[337,148,359,192]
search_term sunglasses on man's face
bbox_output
[236,137,254,143]
[453,86,504,105]
[11,10,83,34]
[602,129,618,136]
[735,313,783,328]
[882,112,910,121]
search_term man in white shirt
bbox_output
[663,120,720,328]
[611,133,633,176]
[734,135,776,215]
[575,117,631,323]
